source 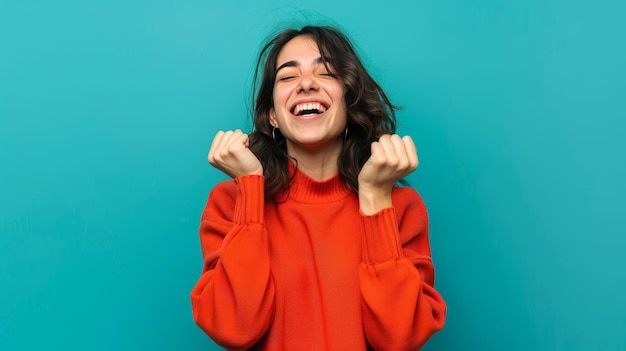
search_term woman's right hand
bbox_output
[208,130,263,178]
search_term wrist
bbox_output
[358,186,393,215]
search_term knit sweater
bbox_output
[191,165,446,350]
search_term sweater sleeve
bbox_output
[359,188,446,350]
[190,175,275,350]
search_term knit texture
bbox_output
[191,167,446,350]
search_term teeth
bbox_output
[294,102,326,115]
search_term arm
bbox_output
[359,189,446,350]
[357,134,446,349]
[190,175,274,350]
[191,130,272,350]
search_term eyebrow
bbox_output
[275,57,326,75]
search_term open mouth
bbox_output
[291,102,328,117]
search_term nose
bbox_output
[297,73,319,93]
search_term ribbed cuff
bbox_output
[233,175,265,224]
[361,208,403,264]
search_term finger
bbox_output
[228,131,249,154]
[242,133,250,148]
[402,135,419,170]
[378,135,398,166]
[243,133,250,148]
[211,130,239,163]
[220,130,237,149]
[370,140,384,164]
[390,134,409,168]
[218,130,240,158]
[214,130,233,154]
[208,130,225,163]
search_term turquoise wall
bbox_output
[1,0,624,350]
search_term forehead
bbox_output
[276,35,321,67]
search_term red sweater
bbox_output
[191,166,446,350]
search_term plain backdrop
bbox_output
[1,0,625,350]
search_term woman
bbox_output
[191,25,446,350]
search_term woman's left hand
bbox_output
[357,134,418,215]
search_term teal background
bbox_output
[1,0,625,350]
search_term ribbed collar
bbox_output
[282,161,354,204]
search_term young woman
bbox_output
[191,25,446,350]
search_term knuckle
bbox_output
[387,157,399,167]
[219,149,230,158]
[227,143,241,153]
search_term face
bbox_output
[269,35,347,154]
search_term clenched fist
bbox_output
[357,134,418,214]
[208,129,263,178]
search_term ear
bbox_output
[269,108,278,128]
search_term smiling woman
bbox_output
[190,25,446,350]
[269,35,348,165]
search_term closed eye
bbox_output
[278,76,296,81]
[319,72,337,78]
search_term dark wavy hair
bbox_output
[248,25,398,200]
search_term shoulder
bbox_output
[201,179,239,221]
[391,186,428,232]
[391,186,427,213]
[210,179,240,199]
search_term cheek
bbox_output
[325,82,345,101]
[272,95,290,116]
[330,87,346,110]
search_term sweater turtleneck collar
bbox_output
[282,161,354,204]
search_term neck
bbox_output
[286,139,342,180]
